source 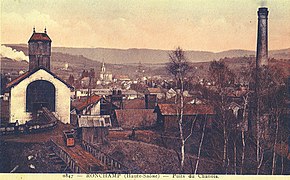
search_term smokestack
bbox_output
[256,7,269,68]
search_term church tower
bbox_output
[101,61,106,73]
[28,27,52,71]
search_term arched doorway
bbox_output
[26,80,55,113]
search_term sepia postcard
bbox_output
[0,0,289,179]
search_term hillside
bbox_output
[0,45,164,80]
[53,47,290,64]
[1,44,289,81]
[4,44,290,65]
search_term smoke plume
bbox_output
[260,0,267,7]
[0,45,29,62]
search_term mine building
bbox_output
[4,28,73,124]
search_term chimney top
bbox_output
[258,7,268,16]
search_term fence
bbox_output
[0,119,57,135]
[81,140,131,173]
[50,139,86,173]
[0,107,58,135]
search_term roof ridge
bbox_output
[5,67,73,90]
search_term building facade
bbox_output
[5,28,72,124]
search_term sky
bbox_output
[1,0,290,52]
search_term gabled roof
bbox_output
[115,109,157,129]
[146,88,164,94]
[5,71,30,89]
[28,33,51,42]
[72,95,102,112]
[226,102,243,110]
[5,67,74,90]
[123,99,145,109]
[156,104,215,116]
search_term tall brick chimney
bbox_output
[256,7,269,68]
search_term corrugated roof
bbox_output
[156,104,215,116]
[72,95,102,112]
[28,33,51,42]
[115,109,157,129]
[78,116,109,127]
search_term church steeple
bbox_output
[101,60,106,73]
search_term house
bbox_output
[4,29,73,124]
[144,87,166,109]
[80,77,90,88]
[122,89,139,100]
[71,94,112,125]
[154,103,215,132]
[166,88,176,99]
[227,101,244,119]
[72,94,103,115]
[72,94,112,144]
[114,109,157,129]
[145,88,165,99]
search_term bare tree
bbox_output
[194,115,207,174]
[240,91,250,174]
[208,60,235,173]
[254,65,287,174]
[166,47,193,172]
[268,74,287,175]
[237,60,254,174]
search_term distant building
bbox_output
[74,88,139,100]
[114,75,131,81]
[166,88,176,100]
[144,87,165,109]
[80,77,90,88]
[99,62,112,84]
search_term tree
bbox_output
[254,65,288,174]
[68,74,75,86]
[194,58,288,174]
[208,60,235,173]
[194,114,208,174]
[166,47,193,172]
